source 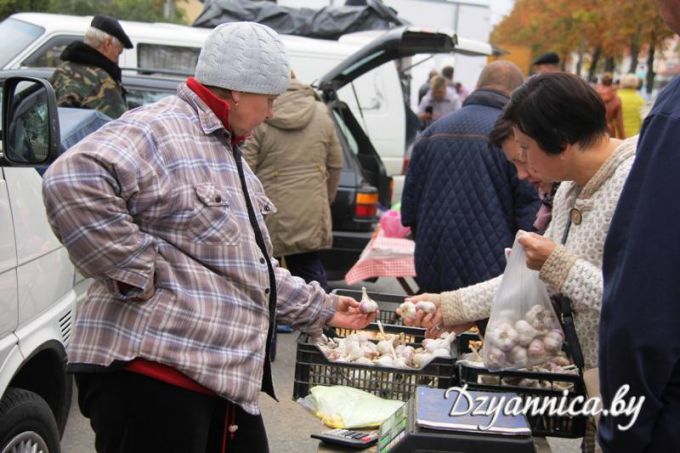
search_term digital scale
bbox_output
[377,387,537,453]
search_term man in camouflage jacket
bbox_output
[50,15,133,119]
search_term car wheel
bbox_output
[0,388,60,453]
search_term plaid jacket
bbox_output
[42,82,337,414]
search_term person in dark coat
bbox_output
[599,0,680,451]
[50,15,132,119]
[401,61,540,294]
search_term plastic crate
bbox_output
[456,334,587,438]
[331,289,405,325]
[293,324,456,401]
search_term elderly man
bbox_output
[402,61,540,295]
[43,22,373,452]
[50,15,132,118]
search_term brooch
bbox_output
[570,208,582,225]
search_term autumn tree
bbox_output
[492,0,674,92]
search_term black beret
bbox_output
[533,52,559,66]
[91,15,133,49]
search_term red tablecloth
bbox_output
[344,228,416,285]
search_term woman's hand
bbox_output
[328,296,377,330]
[398,293,441,329]
[518,232,557,270]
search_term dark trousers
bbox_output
[284,251,328,291]
[75,371,269,453]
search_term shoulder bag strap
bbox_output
[553,215,586,370]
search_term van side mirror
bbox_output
[2,77,60,166]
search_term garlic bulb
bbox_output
[543,329,564,352]
[363,341,380,359]
[415,301,436,313]
[484,346,507,369]
[422,337,452,354]
[377,339,395,356]
[525,304,556,331]
[527,338,546,360]
[486,322,519,352]
[395,344,415,361]
[514,320,540,347]
[359,287,379,313]
[374,355,394,367]
[345,341,365,361]
[412,352,434,368]
[398,301,417,319]
[392,357,409,369]
[509,345,528,368]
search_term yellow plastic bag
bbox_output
[303,385,404,429]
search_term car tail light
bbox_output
[401,156,410,175]
[355,192,378,218]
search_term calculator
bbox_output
[311,429,379,449]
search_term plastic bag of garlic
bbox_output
[482,234,565,371]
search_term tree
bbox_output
[492,0,674,90]
[0,0,186,23]
[0,0,50,20]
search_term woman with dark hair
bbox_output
[406,73,637,452]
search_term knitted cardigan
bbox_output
[440,137,638,369]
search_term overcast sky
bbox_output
[490,0,514,26]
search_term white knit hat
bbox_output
[195,22,290,95]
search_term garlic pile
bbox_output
[359,287,379,314]
[460,347,577,391]
[483,304,564,371]
[398,299,436,320]
[317,330,455,370]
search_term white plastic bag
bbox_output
[298,385,404,429]
[482,233,565,371]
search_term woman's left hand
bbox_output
[517,232,557,270]
[328,296,377,330]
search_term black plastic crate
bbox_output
[456,334,586,438]
[331,289,405,325]
[293,324,456,401]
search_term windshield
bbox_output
[0,18,44,69]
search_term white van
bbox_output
[0,13,492,202]
[0,76,87,451]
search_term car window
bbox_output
[333,110,359,157]
[126,85,175,110]
[137,43,199,74]
[0,18,44,69]
[22,35,80,68]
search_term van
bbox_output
[0,75,98,451]
[0,13,493,202]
